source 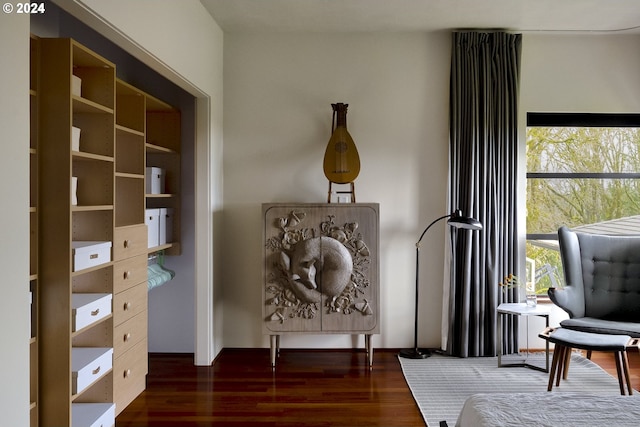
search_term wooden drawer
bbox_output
[114,338,148,415]
[113,283,147,327]
[113,253,147,294]
[114,310,147,358]
[113,225,148,261]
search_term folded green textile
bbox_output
[147,263,175,290]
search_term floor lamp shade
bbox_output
[399,209,482,359]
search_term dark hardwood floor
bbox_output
[116,349,424,427]
[590,348,640,393]
[116,348,640,427]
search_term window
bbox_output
[526,113,640,296]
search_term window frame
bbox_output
[526,112,640,241]
[525,112,640,296]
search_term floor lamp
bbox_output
[399,209,483,359]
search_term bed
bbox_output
[455,392,640,427]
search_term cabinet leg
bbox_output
[365,334,373,368]
[270,335,279,369]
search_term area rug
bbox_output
[399,353,631,427]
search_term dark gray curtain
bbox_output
[446,31,522,357]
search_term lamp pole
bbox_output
[399,210,482,359]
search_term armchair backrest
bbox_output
[552,226,640,322]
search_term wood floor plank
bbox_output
[588,348,640,392]
[116,349,425,426]
[116,347,640,427]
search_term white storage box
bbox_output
[72,126,81,151]
[72,402,115,427]
[72,293,112,332]
[72,347,113,395]
[145,167,164,194]
[72,75,82,97]
[159,208,173,245]
[72,241,112,272]
[145,209,160,248]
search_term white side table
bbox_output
[497,302,550,372]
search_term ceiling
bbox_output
[201,0,640,34]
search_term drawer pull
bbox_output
[92,366,101,375]
[124,333,131,342]
[89,253,98,259]
[123,270,131,280]
[124,302,131,311]
[123,239,130,248]
[91,308,100,316]
[124,369,131,378]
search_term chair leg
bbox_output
[615,350,633,396]
[620,350,633,395]
[556,346,568,386]
[562,346,572,380]
[614,351,626,395]
[556,346,568,387]
[548,345,563,391]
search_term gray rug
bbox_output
[399,353,630,427]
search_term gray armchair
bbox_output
[549,226,640,337]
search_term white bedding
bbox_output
[456,392,640,427]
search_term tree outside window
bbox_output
[526,113,640,297]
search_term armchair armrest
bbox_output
[552,226,586,318]
[548,286,584,318]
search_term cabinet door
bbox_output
[262,203,379,334]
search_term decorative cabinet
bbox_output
[262,203,380,367]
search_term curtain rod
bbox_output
[453,25,640,35]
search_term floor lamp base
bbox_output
[398,348,432,359]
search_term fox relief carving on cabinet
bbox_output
[265,210,373,323]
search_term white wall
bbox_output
[222,31,452,349]
[518,33,640,349]
[0,11,30,427]
[521,34,640,114]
